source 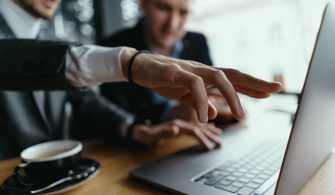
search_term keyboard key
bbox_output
[237,186,255,195]
[250,169,261,175]
[263,170,275,176]
[210,170,222,176]
[204,175,224,186]
[195,176,208,183]
[246,182,260,189]
[194,176,203,182]
[225,167,235,172]
[225,175,239,181]
[219,179,233,186]
[232,181,245,188]
[260,162,270,167]
[238,177,251,183]
[217,166,227,170]
[203,173,212,178]
[214,184,240,193]
[254,165,266,171]
[219,171,230,176]
[218,161,232,169]
[257,174,271,180]
[232,171,244,177]
[252,177,266,184]
[244,164,254,170]
[238,168,249,173]
[244,173,256,179]
[232,164,241,169]
[236,162,245,167]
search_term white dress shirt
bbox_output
[0,0,134,138]
[0,0,42,38]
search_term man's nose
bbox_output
[166,12,181,30]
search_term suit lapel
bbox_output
[31,91,52,133]
[0,13,15,38]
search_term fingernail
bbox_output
[208,143,215,150]
[237,107,245,119]
[201,112,208,123]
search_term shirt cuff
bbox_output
[65,45,128,88]
[120,116,135,139]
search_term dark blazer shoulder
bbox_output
[98,26,142,48]
[182,31,213,66]
[184,31,207,43]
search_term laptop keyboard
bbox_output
[194,142,285,195]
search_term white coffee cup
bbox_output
[21,140,82,163]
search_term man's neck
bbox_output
[149,44,172,57]
[143,27,173,56]
[0,0,42,38]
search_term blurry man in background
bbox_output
[101,0,212,62]
[99,0,233,134]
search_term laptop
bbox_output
[130,2,335,195]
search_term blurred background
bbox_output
[55,0,329,93]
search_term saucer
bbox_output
[1,158,100,195]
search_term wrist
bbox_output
[120,47,137,80]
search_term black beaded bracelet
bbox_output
[127,50,149,84]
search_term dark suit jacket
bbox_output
[0,14,133,159]
[98,19,213,124]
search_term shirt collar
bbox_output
[170,39,184,58]
[0,0,42,39]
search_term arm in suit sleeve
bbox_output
[68,89,136,143]
[0,39,128,90]
[0,39,72,90]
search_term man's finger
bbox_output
[223,68,283,93]
[201,128,223,146]
[151,124,180,140]
[204,123,223,135]
[195,67,244,120]
[208,100,217,120]
[234,85,272,99]
[172,69,209,122]
[171,120,214,150]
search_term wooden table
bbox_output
[0,135,334,195]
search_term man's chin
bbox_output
[35,10,54,20]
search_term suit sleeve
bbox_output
[0,39,129,90]
[0,39,73,90]
[68,88,135,142]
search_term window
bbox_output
[188,0,328,92]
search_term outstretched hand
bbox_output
[121,48,283,123]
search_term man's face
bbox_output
[14,0,61,19]
[141,0,191,49]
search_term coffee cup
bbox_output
[16,140,83,183]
